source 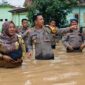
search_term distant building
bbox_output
[0,0,29,32]
[67,0,85,27]
[9,0,32,28]
[0,1,14,32]
[9,7,28,27]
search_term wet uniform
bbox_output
[28,26,71,60]
[19,27,30,52]
[62,29,85,52]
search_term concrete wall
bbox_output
[12,12,28,27]
[0,6,13,32]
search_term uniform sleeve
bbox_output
[27,32,33,52]
[19,31,28,39]
[57,27,71,35]
[62,34,70,48]
[82,34,85,45]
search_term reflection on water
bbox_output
[0,42,85,85]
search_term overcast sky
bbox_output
[0,0,25,7]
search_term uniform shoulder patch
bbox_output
[44,25,51,33]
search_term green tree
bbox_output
[25,0,77,27]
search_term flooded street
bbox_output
[0,42,85,85]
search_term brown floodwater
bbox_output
[0,42,85,85]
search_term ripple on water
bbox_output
[24,80,32,85]
[43,72,81,81]
[53,81,77,85]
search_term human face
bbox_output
[22,20,28,28]
[71,21,78,26]
[8,23,16,36]
[50,21,56,27]
[71,21,78,30]
[35,15,44,28]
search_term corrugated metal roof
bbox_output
[9,8,28,13]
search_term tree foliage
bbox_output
[25,0,77,27]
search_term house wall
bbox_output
[0,6,13,32]
[67,6,85,27]
[12,12,28,27]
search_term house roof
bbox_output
[9,7,28,13]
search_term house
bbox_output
[0,0,29,32]
[66,0,85,27]
[0,1,15,32]
[9,0,32,27]
[9,7,28,27]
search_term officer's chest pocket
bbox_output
[35,35,41,44]
[69,35,75,38]
[69,35,77,40]
[43,33,51,42]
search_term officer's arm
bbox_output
[19,31,28,38]
[18,28,27,38]
[83,29,85,44]
[82,34,85,46]
[62,34,70,48]
[80,34,85,49]
[57,27,71,35]
[27,33,33,52]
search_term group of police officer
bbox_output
[19,14,85,60]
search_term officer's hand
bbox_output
[69,25,78,30]
[80,44,85,50]
[26,29,31,34]
[26,51,32,59]
[68,46,73,50]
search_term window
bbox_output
[5,19,8,21]
[74,14,79,20]
[0,19,3,22]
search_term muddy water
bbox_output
[0,42,85,85]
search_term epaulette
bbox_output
[45,25,50,29]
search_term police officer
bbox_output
[19,19,31,52]
[62,19,85,52]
